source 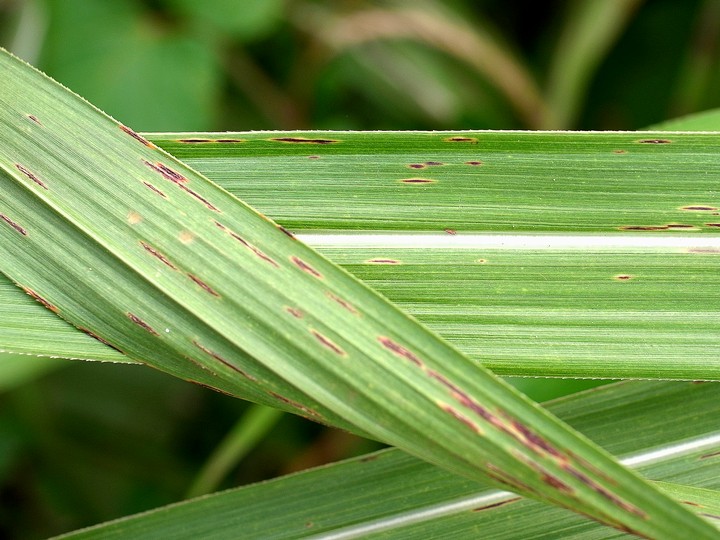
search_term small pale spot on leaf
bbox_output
[127,212,143,225]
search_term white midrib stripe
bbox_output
[298,233,720,250]
[308,432,720,539]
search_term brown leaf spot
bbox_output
[366,258,401,265]
[682,205,717,211]
[143,160,187,184]
[444,136,478,143]
[700,513,720,520]
[473,498,521,512]
[120,124,156,148]
[408,163,426,169]
[22,287,58,312]
[619,225,669,231]
[326,291,359,315]
[15,164,47,189]
[563,465,646,517]
[401,178,435,184]
[179,231,195,244]
[271,137,339,144]
[268,391,320,418]
[0,214,27,236]
[425,161,443,166]
[705,223,720,227]
[179,185,220,212]
[445,228,457,235]
[78,326,122,353]
[465,160,483,166]
[612,150,627,154]
[178,138,212,143]
[637,139,671,144]
[682,501,702,507]
[700,450,720,460]
[286,306,305,319]
[215,222,279,267]
[439,402,482,433]
[187,274,220,297]
[216,139,244,143]
[140,241,177,270]
[308,155,320,160]
[142,181,167,198]
[476,259,487,264]
[311,329,347,356]
[667,223,696,229]
[614,274,633,281]
[26,114,42,126]
[377,336,423,367]
[290,256,323,279]
[192,340,256,380]
[278,224,296,239]
[127,211,143,225]
[127,313,158,335]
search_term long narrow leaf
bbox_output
[54,381,720,539]
[4,130,720,378]
[0,50,714,537]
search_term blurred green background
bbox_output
[2,0,720,538]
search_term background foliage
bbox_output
[1,0,719,538]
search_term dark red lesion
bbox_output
[285,306,304,319]
[401,178,435,184]
[472,498,521,512]
[140,241,178,270]
[682,205,717,211]
[439,403,482,433]
[127,312,159,335]
[15,164,48,189]
[78,326,123,353]
[444,136,478,143]
[377,336,423,367]
[325,291,359,315]
[192,340,256,380]
[366,258,401,265]
[26,114,43,126]
[214,221,280,267]
[187,274,220,297]
[637,139,671,144]
[142,181,167,198]
[311,329,347,356]
[120,124,156,148]
[290,256,323,279]
[178,138,212,143]
[271,137,339,144]
[0,214,27,236]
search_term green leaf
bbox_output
[0,49,713,537]
[646,108,720,130]
[4,130,720,379]
[53,381,720,539]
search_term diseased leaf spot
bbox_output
[682,205,717,211]
[700,513,720,520]
[277,224,296,239]
[444,136,478,143]
[465,160,483,166]
[705,223,720,227]
[612,150,627,154]
[425,161,443,166]
[563,465,646,517]
[271,137,339,144]
[666,223,695,229]
[127,313,159,335]
[214,221,279,267]
[619,225,669,231]
[140,241,177,270]
[22,287,58,312]
[192,340,256,380]
[445,228,457,235]
[188,274,220,297]
[179,230,195,244]
[14,164,47,189]
[472,498,521,512]
[78,326,123,353]
[216,139,244,143]
[366,258,401,265]
[378,336,423,367]
[682,500,702,507]
[268,391,321,419]
[401,178,435,184]
[127,212,143,225]
[308,155,320,160]
[120,124,156,148]
[637,139,671,144]
[326,291,359,315]
[286,306,305,319]
[408,163,426,169]
[687,248,720,254]
[178,138,212,143]
[142,181,167,198]
[700,450,720,460]
[26,114,42,126]
[290,256,323,279]
[311,329,347,356]
[614,274,633,281]
[438,402,482,433]
[0,214,27,236]
[143,160,188,183]
[476,259,487,264]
